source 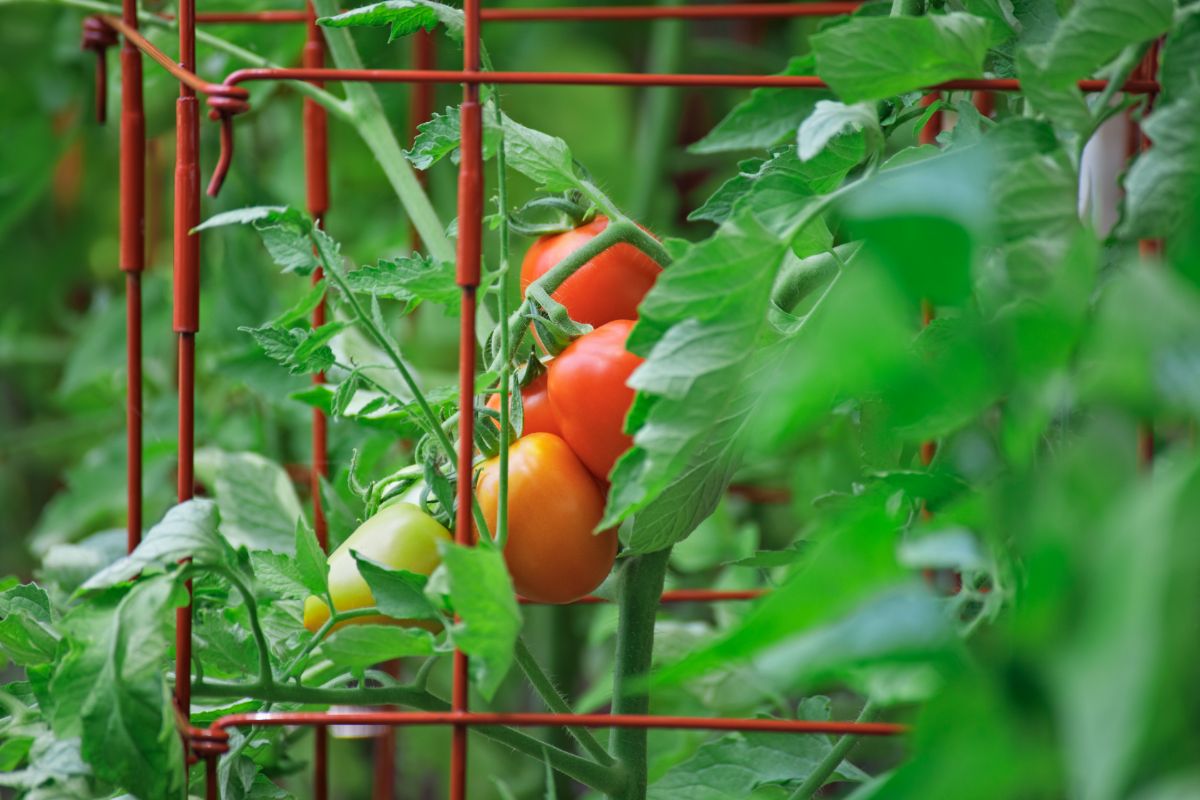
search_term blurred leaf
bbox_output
[1021,0,1172,84]
[434,542,520,700]
[0,584,58,667]
[688,56,824,155]
[195,450,304,553]
[797,101,880,162]
[812,13,992,103]
[294,518,327,598]
[1117,96,1200,241]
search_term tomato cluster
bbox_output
[305,220,658,621]
[478,220,658,602]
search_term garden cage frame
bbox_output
[74,0,1163,797]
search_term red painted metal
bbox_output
[81,17,117,123]
[313,725,328,800]
[184,3,862,25]
[973,90,994,118]
[409,30,435,252]
[450,3,484,796]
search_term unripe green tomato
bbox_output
[302,502,451,632]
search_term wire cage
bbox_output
[76,0,1162,797]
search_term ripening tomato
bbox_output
[485,372,560,438]
[520,216,661,329]
[303,502,451,632]
[547,320,643,481]
[476,432,617,603]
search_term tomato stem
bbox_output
[608,547,671,800]
[493,91,513,552]
[212,565,275,691]
[785,699,878,800]
[514,637,616,766]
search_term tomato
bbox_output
[485,372,560,438]
[476,432,617,603]
[520,216,661,329]
[303,502,451,632]
[547,320,643,481]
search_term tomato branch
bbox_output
[514,638,615,766]
[210,565,275,692]
[785,699,878,800]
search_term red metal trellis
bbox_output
[79,2,1164,797]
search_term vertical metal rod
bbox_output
[451,0,483,796]
[120,0,145,553]
[313,725,328,800]
[173,0,200,763]
[972,90,993,118]
[205,753,218,800]
[304,1,331,549]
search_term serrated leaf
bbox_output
[435,543,521,700]
[405,104,502,170]
[344,255,460,314]
[271,280,327,328]
[0,584,59,666]
[812,13,992,103]
[319,0,463,42]
[241,321,345,376]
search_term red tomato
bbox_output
[520,217,661,329]
[476,433,617,603]
[547,320,643,480]
[485,372,560,438]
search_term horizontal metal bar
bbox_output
[519,589,767,605]
[206,711,905,738]
[180,3,862,25]
[221,67,1161,93]
[99,15,248,103]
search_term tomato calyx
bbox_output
[524,284,595,355]
[507,193,596,237]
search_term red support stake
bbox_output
[304,1,331,550]
[409,30,435,252]
[313,725,328,800]
[174,0,200,777]
[119,0,145,553]
[451,0,483,796]
[918,92,941,146]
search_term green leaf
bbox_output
[47,576,187,799]
[688,56,825,154]
[295,518,328,597]
[0,584,59,666]
[249,552,310,600]
[353,552,441,620]
[0,735,89,790]
[797,101,881,162]
[1117,96,1200,241]
[649,721,866,799]
[812,13,992,103]
[271,280,328,328]
[316,624,436,667]
[240,320,349,376]
[344,255,460,315]
[195,450,305,553]
[82,499,227,589]
[603,212,787,533]
[405,104,501,170]
[196,206,319,276]
[1021,0,1173,84]
[0,736,33,773]
[500,113,580,193]
[1158,5,1200,108]
[435,543,521,700]
[318,0,463,42]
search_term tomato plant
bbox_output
[476,432,617,604]
[3,0,1200,799]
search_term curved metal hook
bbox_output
[203,84,251,197]
[80,17,118,124]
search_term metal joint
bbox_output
[81,17,118,123]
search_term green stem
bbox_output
[493,96,513,551]
[608,548,671,800]
[514,638,615,766]
[628,0,684,221]
[786,700,878,800]
[191,679,625,794]
[310,0,452,262]
[213,566,274,691]
[313,231,491,538]
[771,243,860,313]
[487,220,668,373]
